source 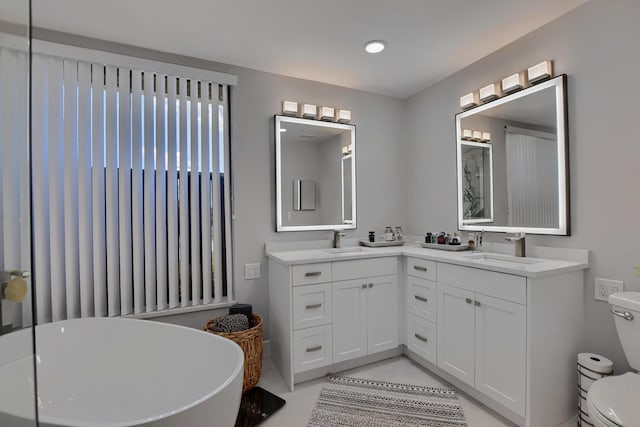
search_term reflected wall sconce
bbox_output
[337,109,352,123]
[282,100,298,116]
[460,92,479,110]
[479,83,502,103]
[459,60,554,111]
[461,129,491,143]
[528,60,553,84]
[319,106,335,121]
[502,72,527,94]
[301,104,317,118]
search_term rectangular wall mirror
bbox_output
[275,115,356,231]
[456,75,569,235]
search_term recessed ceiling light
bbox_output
[364,40,386,54]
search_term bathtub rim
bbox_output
[4,317,245,427]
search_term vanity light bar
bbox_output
[281,100,352,124]
[479,82,502,103]
[301,104,317,118]
[459,60,554,111]
[319,106,335,121]
[460,92,479,110]
[528,60,553,84]
[282,100,298,116]
[502,71,528,94]
[461,128,491,143]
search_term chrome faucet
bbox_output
[333,230,346,248]
[505,232,526,257]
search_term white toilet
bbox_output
[587,292,640,427]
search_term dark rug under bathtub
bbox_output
[308,375,467,427]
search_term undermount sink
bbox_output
[324,247,368,254]
[463,253,545,267]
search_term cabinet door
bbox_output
[367,275,398,354]
[332,279,367,363]
[437,283,476,387]
[475,294,526,416]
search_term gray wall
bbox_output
[405,0,640,371]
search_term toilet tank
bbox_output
[609,292,640,371]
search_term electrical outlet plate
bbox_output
[594,278,624,302]
[244,263,261,280]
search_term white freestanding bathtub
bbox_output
[0,317,244,427]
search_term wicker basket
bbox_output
[205,314,263,393]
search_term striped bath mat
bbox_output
[308,375,467,426]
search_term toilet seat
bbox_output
[586,372,640,427]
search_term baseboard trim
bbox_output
[294,347,403,385]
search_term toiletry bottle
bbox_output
[468,233,476,250]
[445,233,451,245]
[425,232,432,244]
[451,232,460,245]
[368,231,376,243]
[384,226,394,241]
[395,226,404,241]
[437,232,446,244]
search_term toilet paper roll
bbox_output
[578,353,613,374]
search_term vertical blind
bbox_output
[31,52,233,323]
[0,44,32,328]
[505,127,559,229]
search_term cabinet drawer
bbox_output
[407,257,436,281]
[332,257,397,281]
[293,283,332,330]
[292,263,331,286]
[437,262,526,305]
[407,276,437,322]
[407,313,437,365]
[293,324,332,373]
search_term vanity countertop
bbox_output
[266,242,589,278]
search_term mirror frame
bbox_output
[455,74,570,235]
[275,115,357,232]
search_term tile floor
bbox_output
[257,355,517,426]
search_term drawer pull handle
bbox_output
[474,300,481,307]
[305,271,322,277]
[414,333,428,342]
[305,303,322,310]
[414,295,428,302]
[306,345,322,353]
[413,266,428,272]
[466,298,473,304]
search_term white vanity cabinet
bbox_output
[268,255,400,391]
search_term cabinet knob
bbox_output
[362,284,367,289]
[368,283,373,288]
[474,300,481,307]
[465,298,473,304]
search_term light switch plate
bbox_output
[594,278,624,301]
[244,263,261,280]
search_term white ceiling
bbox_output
[29,0,589,98]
